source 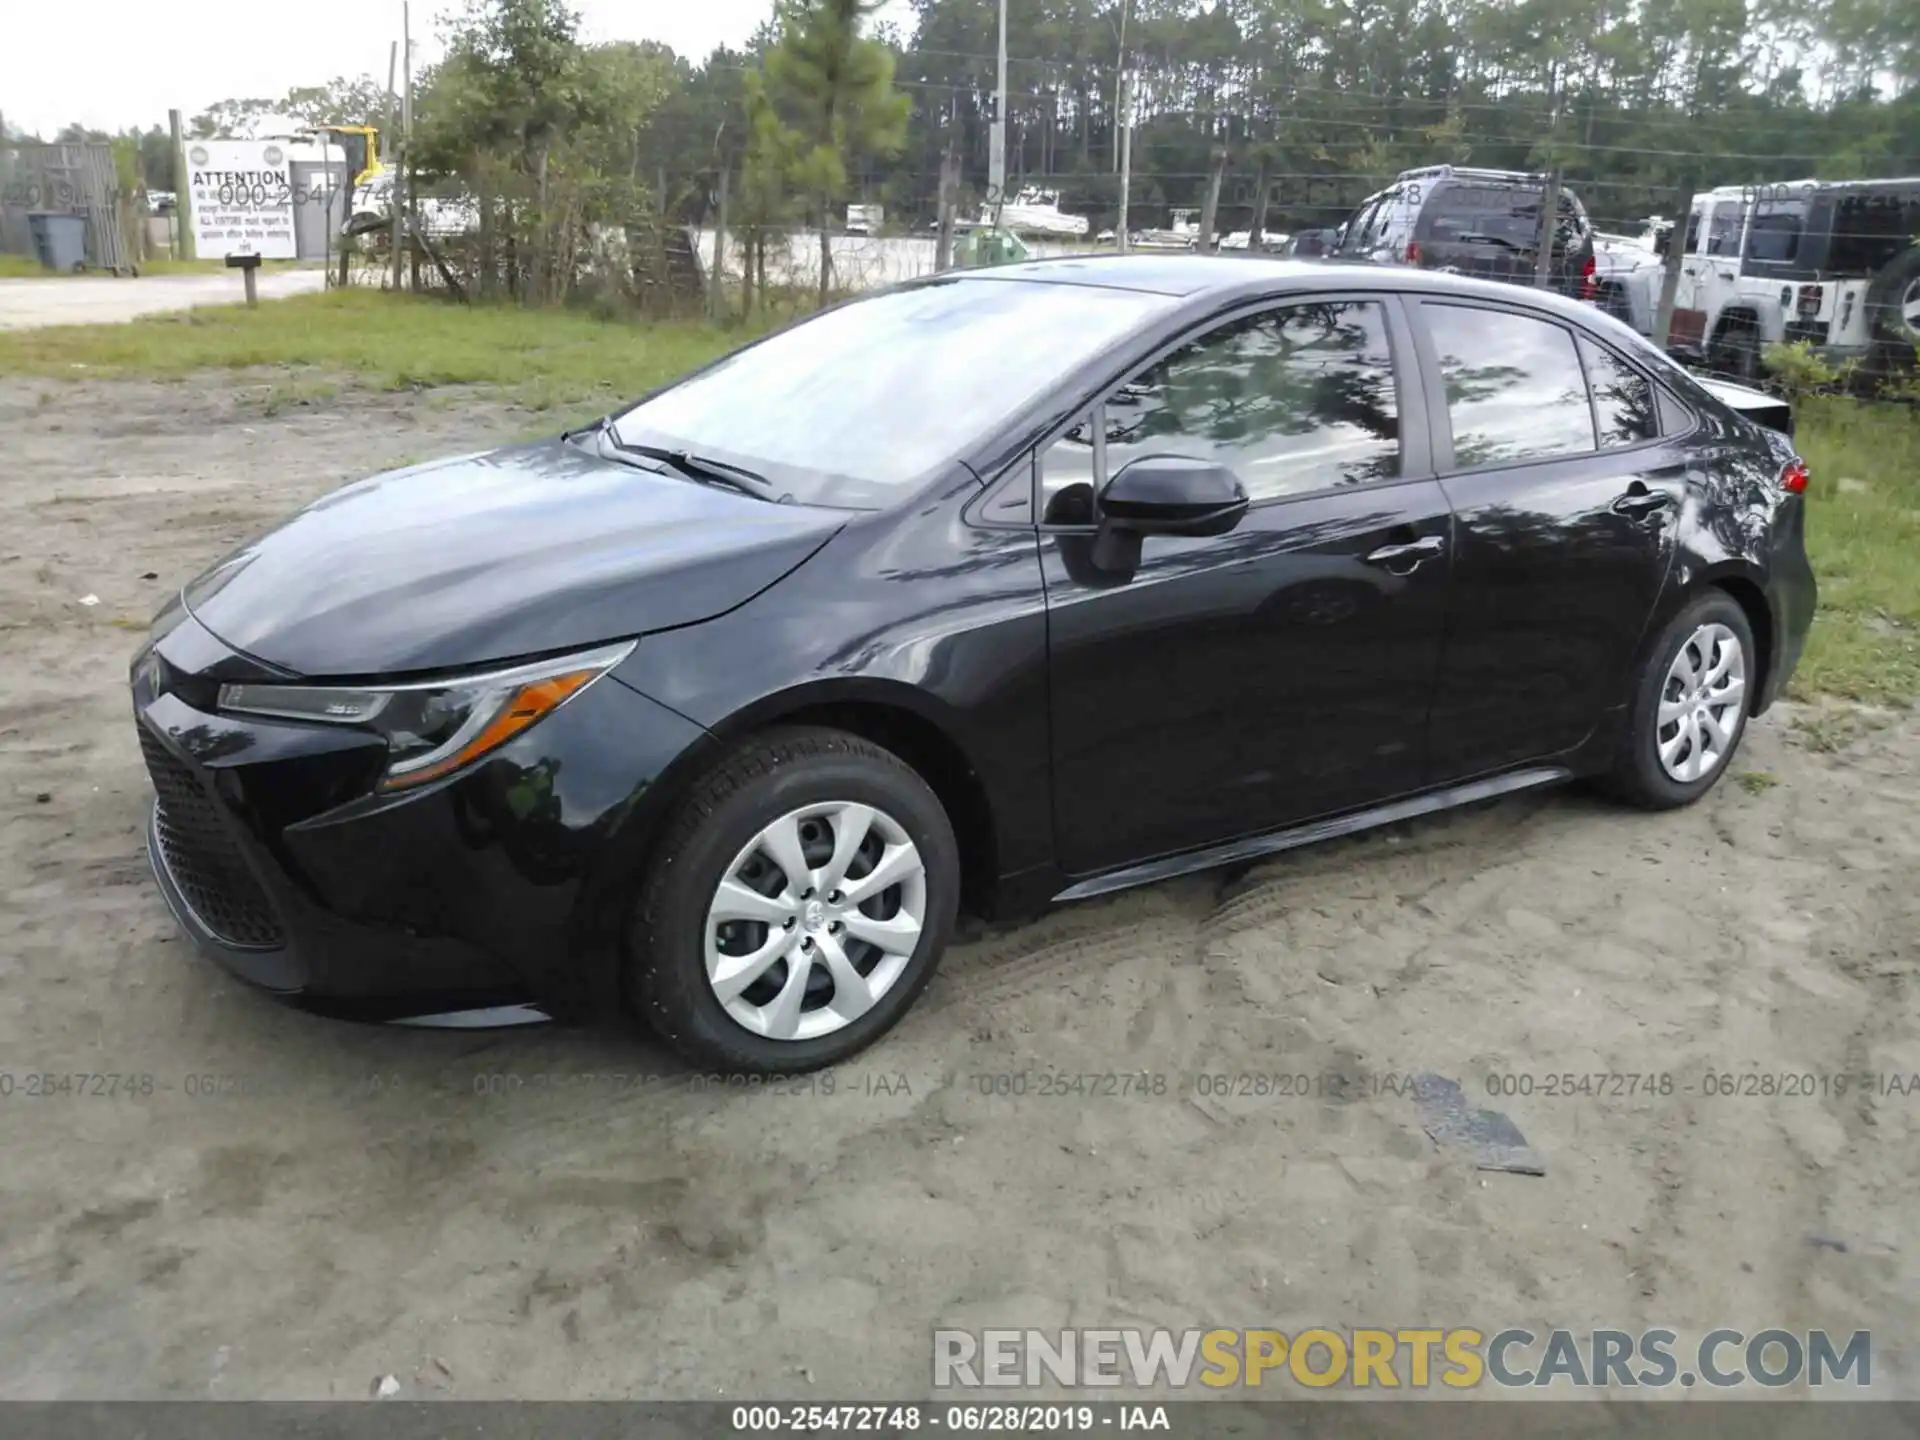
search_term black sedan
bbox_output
[131,257,1816,1073]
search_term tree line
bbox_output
[644,0,1920,240]
[10,0,1918,306]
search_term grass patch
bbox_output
[1792,398,1920,705]
[1734,769,1778,795]
[0,288,750,414]
[0,255,319,278]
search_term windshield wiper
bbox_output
[562,413,613,443]
[609,437,780,500]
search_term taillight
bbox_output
[1405,240,1422,265]
[1580,253,1597,301]
[1796,284,1822,317]
[1779,458,1809,494]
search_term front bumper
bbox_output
[132,614,713,1023]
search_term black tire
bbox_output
[1864,245,1920,349]
[1601,590,1756,811]
[628,726,959,1074]
[1714,322,1761,384]
[1596,280,1632,325]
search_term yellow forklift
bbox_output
[307,124,386,187]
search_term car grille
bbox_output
[138,724,285,949]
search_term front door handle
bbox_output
[1362,535,1446,573]
[1612,485,1675,518]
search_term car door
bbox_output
[1408,299,1682,779]
[1673,198,1747,353]
[1038,293,1454,879]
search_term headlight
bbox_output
[217,640,635,792]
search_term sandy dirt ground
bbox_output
[0,374,1916,1402]
[0,270,327,331]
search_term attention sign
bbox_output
[186,140,296,259]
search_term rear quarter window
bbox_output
[1655,386,1695,437]
[1579,337,1660,448]
[1828,191,1920,274]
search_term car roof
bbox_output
[952,254,1604,315]
[1698,176,1920,200]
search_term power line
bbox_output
[887,46,1909,149]
[709,55,1918,167]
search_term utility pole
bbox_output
[1198,146,1226,253]
[988,0,1007,227]
[403,1,417,293]
[168,108,194,260]
[1534,165,1563,289]
[710,163,729,319]
[1116,71,1132,252]
[935,146,958,270]
[1653,178,1692,352]
[1111,0,1131,173]
[387,26,404,292]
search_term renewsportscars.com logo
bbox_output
[933,1328,1872,1391]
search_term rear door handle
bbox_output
[1363,535,1446,572]
[1612,487,1675,517]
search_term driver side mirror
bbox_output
[1091,454,1249,573]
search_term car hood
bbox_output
[181,437,847,677]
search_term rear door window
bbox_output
[1745,199,1807,265]
[1422,303,1596,468]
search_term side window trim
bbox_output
[961,454,1037,530]
[1407,296,1604,477]
[1034,290,1430,530]
[1575,337,1605,455]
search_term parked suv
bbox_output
[1665,177,1920,379]
[1335,165,1598,299]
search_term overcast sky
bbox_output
[2,0,915,138]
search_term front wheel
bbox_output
[1602,592,1755,810]
[628,727,959,1074]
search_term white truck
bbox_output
[1590,216,1673,336]
[1657,177,1920,380]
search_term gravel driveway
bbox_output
[0,270,327,331]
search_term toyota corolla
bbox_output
[130,256,1816,1073]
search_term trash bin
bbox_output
[28,212,90,273]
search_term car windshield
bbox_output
[610,278,1176,509]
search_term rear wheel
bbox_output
[1865,246,1920,352]
[628,727,959,1073]
[1602,591,1755,810]
[1713,322,1762,383]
